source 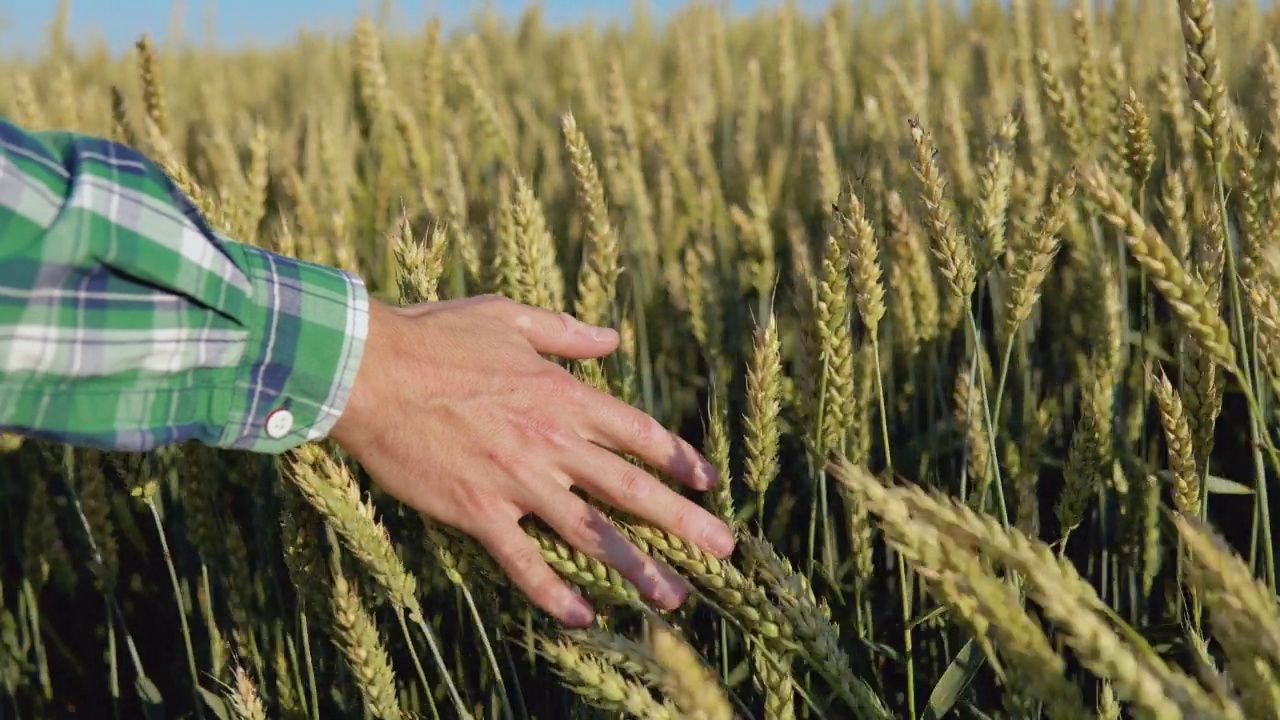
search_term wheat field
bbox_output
[3,0,1280,718]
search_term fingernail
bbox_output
[565,597,594,626]
[641,566,683,609]
[590,325,618,342]
[698,460,718,490]
[563,313,617,342]
[654,579,687,610]
[708,523,736,557]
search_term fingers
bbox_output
[535,486,690,610]
[570,445,736,559]
[471,295,619,359]
[475,521,595,627]
[577,391,718,492]
[467,295,717,492]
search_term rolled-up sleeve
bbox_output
[0,116,368,454]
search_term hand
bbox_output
[329,294,736,626]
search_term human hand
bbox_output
[329,294,736,626]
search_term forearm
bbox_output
[0,117,369,453]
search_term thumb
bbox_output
[477,296,619,358]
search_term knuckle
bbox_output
[482,444,519,473]
[454,482,502,525]
[542,366,584,400]
[671,501,702,539]
[483,427,535,474]
[507,537,544,573]
[568,508,604,548]
[616,465,651,504]
[517,563,564,607]
[625,412,661,447]
[477,295,523,325]
[514,410,570,448]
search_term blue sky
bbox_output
[0,1,818,56]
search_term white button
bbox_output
[265,409,294,439]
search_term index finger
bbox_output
[467,294,619,358]
[575,390,718,492]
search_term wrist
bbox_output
[329,298,397,452]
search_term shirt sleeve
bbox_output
[0,116,369,454]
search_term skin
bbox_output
[330,294,736,627]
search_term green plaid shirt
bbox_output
[0,116,369,454]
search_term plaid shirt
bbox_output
[0,116,369,454]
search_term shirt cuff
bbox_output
[213,238,369,453]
